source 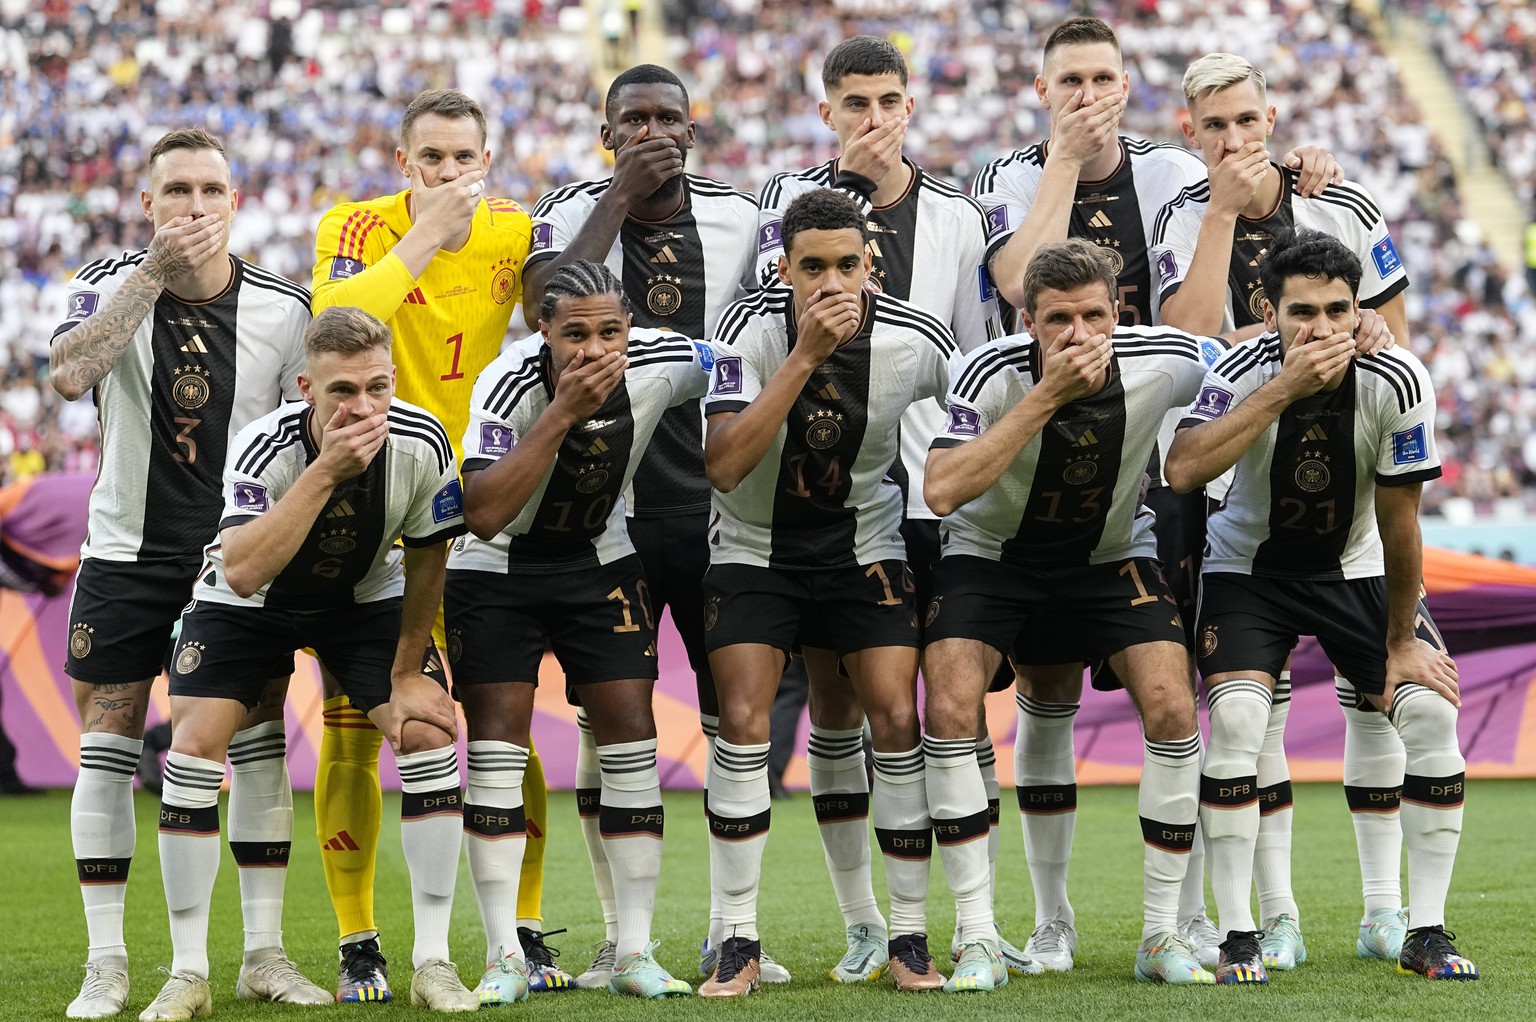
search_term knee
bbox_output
[1392,688,1459,748]
[1141,694,1198,742]
[866,702,918,749]
[1206,681,1271,758]
[717,701,768,745]
[398,720,455,756]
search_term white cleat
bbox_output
[1178,911,1222,970]
[138,969,211,1021]
[236,948,331,1004]
[1024,916,1077,972]
[575,940,617,990]
[67,959,130,1019]
[759,949,791,984]
[408,959,478,1013]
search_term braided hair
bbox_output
[538,259,631,323]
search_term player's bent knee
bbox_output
[1392,686,1459,747]
[398,719,456,756]
[1206,679,1271,757]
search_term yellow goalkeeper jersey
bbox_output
[311,189,532,462]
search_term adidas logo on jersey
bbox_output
[180,334,208,353]
[404,287,427,304]
[1072,429,1099,447]
[323,830,361,852]
[326,501,356,518]
[817,382,841,401]
[1088,210,1113,228]
[1302,424,1328,442]
[585,437,610,457]
[650,246,678,264]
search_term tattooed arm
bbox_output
[51,214,222,400]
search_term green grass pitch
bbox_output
[5,781,1529,1021]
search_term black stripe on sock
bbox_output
[1344,784,1402,813]
[229,841,291,867]
[577,787,601,819]
[600,803,665,838]
[708,808,770,842]
[1402,773,1465,808]
[158,803,219,835]
[1140,817,1197,852]
[1257,781,1294,815]
[1016,783,1077,814]
[1199,774,1259,808]
[464,803,526,838]
[401,787,462,820]
[932,809,990,846]
[875,827,931,861]
[813,792,870,823]
[76,857,131,885]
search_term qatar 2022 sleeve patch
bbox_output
[432,479,464,523]
[530,222,555,252]
[1391,423,1429,465]
[758,219,783,254]
[946,405,982,437]
[1193,385,1234,419]
[232,482,270,513]
[329,256,365,280]
[711,356,743,396]
[67,291,100,320]
[479,422,513,457]
[984,205,1009,239]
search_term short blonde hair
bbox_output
[1182,52,1266,109]
[305,306,393,358]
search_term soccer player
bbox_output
[1152,53,1414,969]
[698,189,957,997]
[50,129,323,1019]
[1165,228,1477,985]
[521,63,760,986]
[924,238,1220,989]
[970,17,1339,970]
[143,306,473,1019]
[446,260,711,1002]
[754,35,1010,981]
[310,89,561,997]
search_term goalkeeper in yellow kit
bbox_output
[310,89,570,999]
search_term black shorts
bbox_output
[628,512,715,715]
[702,560,921,657]
[65,557,201,684]
[1146,484,1206,641]
[926,555,1188,665]
[1195,573,1445,696]
[168,598,428,714]
[445,555,659,700]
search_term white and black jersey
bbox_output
[450,329,715,572]
[51,253,308,564]
[1181,338,1439,580]
[1151,166,1409,332]
[528,174,757,518]
[972,138,1206,328]
[757,158,1003,520]
[934,326,1221,567]
[195,400,465,609]
[706,290,956,570]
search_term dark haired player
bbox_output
[1166,229,1477,986]
[446,260,715,1002]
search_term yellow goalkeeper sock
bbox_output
[316,695,383,941]
[516,739,547,926]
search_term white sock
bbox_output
[1141,734,1201,938]
[872,745,929,937]
[575,711,618,944]
[1200,680,1270,934]
[1255,673,1297,924]
[227,722,292,953]
[700,714,722,947]
[465,740,528,966]
[976,735,1001,899]
[160,752,226,978]
[74,732,141,963]
[1393,685,1465,930]
[1015,694,1078,926]
[396,745,462,968]
[707,739,770,942]
[808,726,882,930]
[1178,818,1210,925]
[599,739,665,959]
[1339,675,1405,916]
[925,735,995,945]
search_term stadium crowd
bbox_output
[2,0,1533,510]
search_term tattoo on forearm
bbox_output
[52,267,163,395]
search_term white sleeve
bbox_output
[1150,205,1202,319]
[1179,348,1262,427]
[51,257,130,342]
[668,339,721,403]
[931,349,996,448]
[1357,218,1410,309]
[753,175,798,291]
[527,192,589,266]
[1373,356,1440,486]
[972,161,1035,267]
[950,211,1004,354]
[401,447,466,547]
[460,369,520,474]
[278,306,309,402]
[703,330,766,416]
[218,420,285,529]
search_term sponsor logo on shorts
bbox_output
[175,642,205,675]
[70,623,94,659]
[480,423,512,457]
[1199,625,1218,659]
[925,597,942,628]
[447,629,463,665]
[432,479,463,523]
[946,405,981,437]
[1193,385,1233,419]
[68,291,100,320]
[1371,235,1402,279]
[233,482,269,513]
[1392,423,1428,465]
[712,357,743,396]
[758,219,783,254]
[703,598,719,632]
[329,256,365,280]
